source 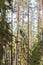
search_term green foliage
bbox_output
[0,0,13,64]
[0,45,4,64]
[0,0,5,8]
[30,42,40,65]
[0,21,12,43]
[0,21,13,65]
[7,0,12,4]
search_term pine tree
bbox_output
[0,0,12,65]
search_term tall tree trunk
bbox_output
[10,11,13,65]
[38,0,40,42]
[42,0,43,27]
[26,1,30,65]
[16,1,20,65]
[0,1,6,65]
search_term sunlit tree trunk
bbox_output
[16,1,20,65]
[38,0,43,62]
[29,15,32,48]
[38,0,40,42]
[22,6,24,29]
[42,0,43,27]
[10,10,13,65]
[41,0,43,62]
[27,1,30,65]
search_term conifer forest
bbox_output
[0,0,43,65]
